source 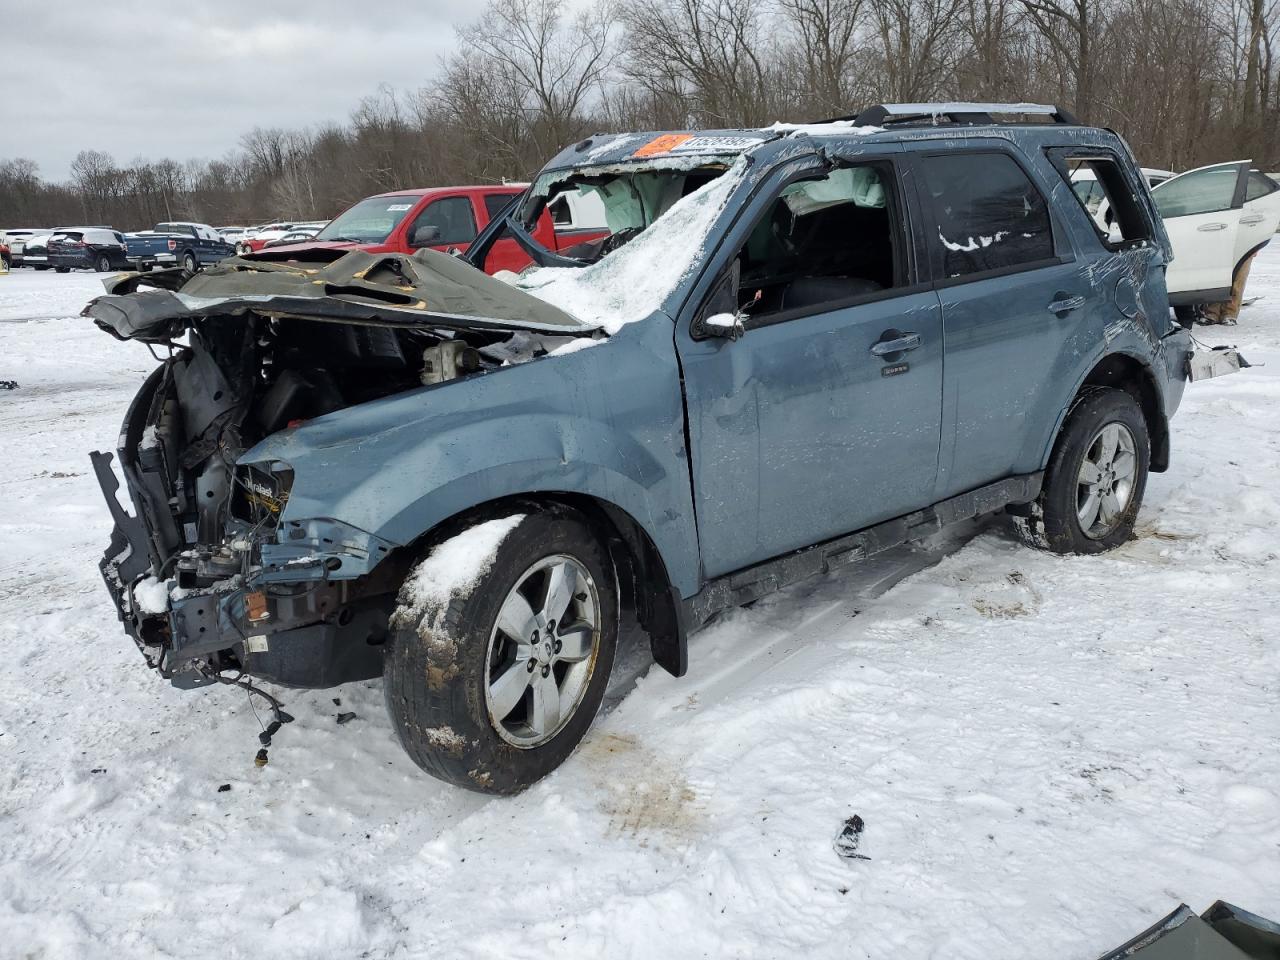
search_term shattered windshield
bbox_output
[529,156,738,251]
[514,155,748,332]
[315,195,419,243]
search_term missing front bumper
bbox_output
[1188,346,1248,382]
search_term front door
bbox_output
[677,159,944,578]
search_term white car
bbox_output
[1152,161,1280,308]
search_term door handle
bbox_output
[1048,293,1085,316]
[1240,214,1264,225]
[869,332,921,356]
[1197,222,1228,232]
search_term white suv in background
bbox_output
[1152,161,1280,309]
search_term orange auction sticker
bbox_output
[632,134,694,158]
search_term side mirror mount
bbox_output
[702,312,747,340]
[410,224,441,247]
[694,257,746,340]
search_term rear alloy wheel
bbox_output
[1076,423,1138,539]
[182,252,198,273]
[96,254,111,272]
[384,509,617,793]
[1012,386,1150,554]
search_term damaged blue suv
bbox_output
[90,103,1208,793]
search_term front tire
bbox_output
[384,509,618,794]
[1013,386,1150,554]
[96,254,112,272]
[182,252,198,273]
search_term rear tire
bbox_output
[1013,386,1150,554]
[384,509,618,794]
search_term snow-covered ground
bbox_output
[1,258,1277,960]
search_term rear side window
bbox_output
[483,193,520,222]
[919,152,1054,278]
[1053,153,1153,249]
[1245,171,1279,202]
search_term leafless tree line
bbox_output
[3,0,1278,230]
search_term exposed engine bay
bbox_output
[87,249,597,690]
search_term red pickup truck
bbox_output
[252,184,607,274]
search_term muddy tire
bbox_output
[1013,386,1150,554]
[384,509,617,794]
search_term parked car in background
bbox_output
[0,242,9,270]
[218,226,248,244]
[262,227,322,248]
[254,185,608,274]
[125,222,235,272]
[91,103,1231,793]
[48,227,130,272]
[235,223,297,254]
[1150,162,1280,311]
[12,231,53,269]
[1,228,42,254]
[257,229,312,248]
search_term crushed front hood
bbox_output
[85,248,593,341]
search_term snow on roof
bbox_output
[765,120,885,137]
[516,157,747,334]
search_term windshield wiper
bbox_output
[317,235,366,244]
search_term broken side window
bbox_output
[1052,151,1155,250]
[727,162,904,322]
[919,152,1055,278]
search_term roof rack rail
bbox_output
[822,102,1080,127]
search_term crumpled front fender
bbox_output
[240,317,701,595]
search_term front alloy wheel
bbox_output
[486,555,602,748]
[384,509,617,793]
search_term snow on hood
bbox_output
[515,157,747,334]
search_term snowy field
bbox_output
[0,255,1277,960]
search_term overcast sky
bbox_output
[2,1,474,181]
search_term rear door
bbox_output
[1236,170,1280,263]
[911,145,1086,498]
[1152,161,1247,300]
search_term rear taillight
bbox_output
[167,239,177,251]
